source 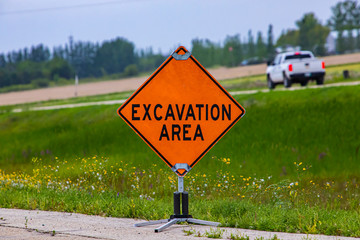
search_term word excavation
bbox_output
[131,103,232,141]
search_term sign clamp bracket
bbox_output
[171,163,191,192]
[171,163,191,173]
[172,51,191,60]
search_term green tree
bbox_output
[276,29,299,49]
[0,69,9,87]
[256,31,267,59]
[45,57,74,80]
[296,13,330,55]
[223,35,243,67]
[136,47,165,72]
[191,39,222,67]
[355,3,360,49]
[15,60,43,84]
[328,1,345,53]
[246,30,255,58]
[267,24,276,59]
[328,0,360,53]
[60,36,99,78]
[29,44,50,62]
[343,0,358,51]
[94,37,136,76]
[0,54,6,68]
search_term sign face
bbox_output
[118,46,245,176]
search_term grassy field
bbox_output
[1,85,360,177]
[1,154,359,236]
[0,82,360,237]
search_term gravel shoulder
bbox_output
[0,208,359,240]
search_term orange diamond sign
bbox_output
[118,46,245,176]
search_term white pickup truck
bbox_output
[266,51,326,89]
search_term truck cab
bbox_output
[266,51,326,89]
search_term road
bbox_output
[8,81,360,113]
[1,208,358,240]
[0,52,359,106]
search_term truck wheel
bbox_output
[283,73,292,88]
[300,80,308,87]
[316,76,324,85]
[267,75,275,89]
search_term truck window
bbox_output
[285,54,311,60]
[274,55,281,65]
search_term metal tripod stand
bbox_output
[134,164,220,232]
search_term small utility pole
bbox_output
[75,75,79,97]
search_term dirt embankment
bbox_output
[0,53,359,106]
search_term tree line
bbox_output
[191,24,275,68]
[0,25,277,88]
[195,0,360,67]
[0,0,359,89]
[0,37,165,88]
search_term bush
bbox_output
[123,64,139,77]
[31,78,49,88]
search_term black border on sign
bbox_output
[118,47,245,176]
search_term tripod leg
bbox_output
[134,219,169,227]
[155,219,178,232]
[187,218,220,226]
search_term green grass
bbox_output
[325,62,360,73]
[0,180,359,237]
[0,154,359,237]
[221,74,267,90]
[1,84,360,237]
[1,85,360,177]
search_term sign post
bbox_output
[117,46,245,232]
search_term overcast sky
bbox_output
[0,0,340,54]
